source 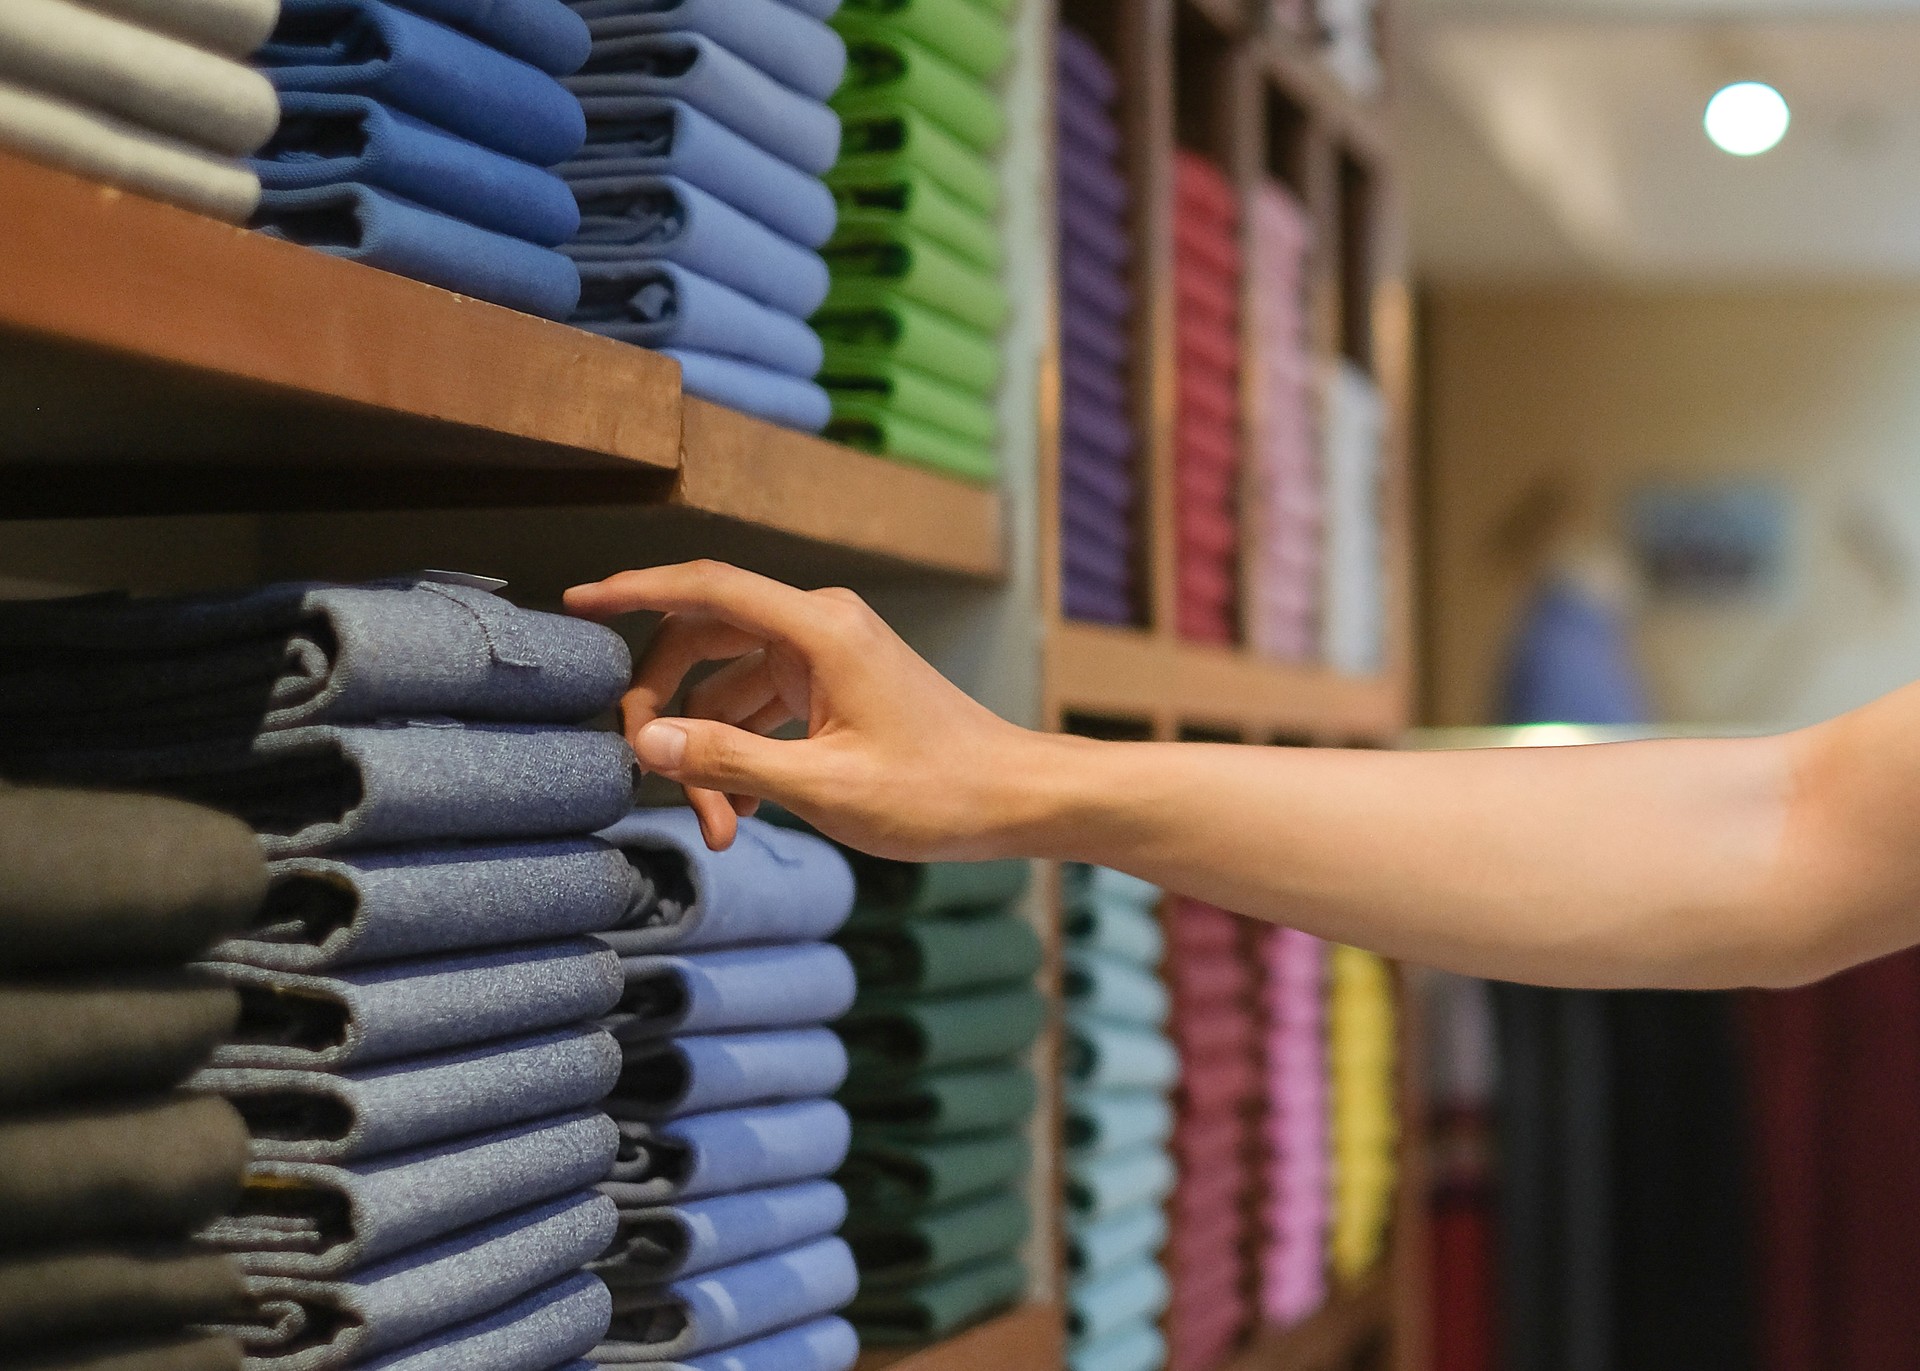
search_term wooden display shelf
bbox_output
[1047,621,1409,740]
[0,152,1005,579]
[854,1304,1062,1371]
[1224,1272,1392,1371]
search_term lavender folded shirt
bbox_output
[604,943,856,1040]
[595,1236,859,1362]
[605,1099,852,1202]
[595,1179,848,1281]
[609,1027,850,1120]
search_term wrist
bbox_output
[973,729,1125,863]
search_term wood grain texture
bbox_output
[1222,1272,1392,1371]
[854,1304,1063,1371]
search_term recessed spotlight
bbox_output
[1704,82,1790,157]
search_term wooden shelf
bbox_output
[0,152,1004,579]
[854,1304,1062,1371]
[1048,621,1409,740]
[1223,1272,1392,1371]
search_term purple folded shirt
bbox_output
[1062,254,1132,326]
[1057,26,1119,105]
[1063,392,1134,460]
[1061,199,1130,271]
[1064,580,1136,626]
[1062,448,1138,515]
[1058,145,1128,219]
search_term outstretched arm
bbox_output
[566,562,1920,990]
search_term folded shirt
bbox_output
[572,260,825,377]
[203,1111,619,1277]
[839,1064,1035,1140]
[0,1095,248,1247]
[845,1253,1023,1344]
[845,1191,1028,1289]
[815,301,998,397]
[0,577,629,736]
[0,787,264,976]
[260,0,587,166]
[829,24,1001,154]
[667,350,832,433]
[822,227,1005,335]
[837,1131,1028,1213]
[604,943,856,1041]
[833,914,1040,995]
[596,810,854,954]
[562,96,836,247]
[596,1180,846,1282]
[11,1333,246,1371]
[611,1026,849,1120]
[254,94,579,246]
[566,173,829,318]
[8,721,634,858]
[595,1315,858,1371]
[1068,1322,1165,1371]
[839,987,1045,1086]
[824,399,993,484]
[1068,1260,1169,1345]
[1064,1091,1174,1158]
[196,1026,622,1163]
[0,975,238,1111]
[831,108,996,217]
[0,1246,248,1351]
[596,1236,859,1362]
[568,33,841,175]
[605,1099,852,1202]
[0,78,259,223]
[1062,582,1134,629]
[210,1191,616,1369]
[1064,1019,1179,1093]
[398,0,590,75]
[844,855,1028,918]
[1065,1203,1167,1280]
[85,0,277,58]
[207,939,621,1070]
[818,353,995,445]
[0,0,279,155]
[356,1271,609,1371]
[831,170,997,271]
[254,183,583,319]
[832,0,1006,80]
[1065,1147,1176,1223]
[221,838,633,973]
[570,0,847,100]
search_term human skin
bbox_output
[565,560,1920,991]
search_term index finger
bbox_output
[564,562,836,654]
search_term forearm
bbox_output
[1005,730,1825,989]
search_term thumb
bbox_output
[633,718,802,803]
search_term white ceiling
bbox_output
[1402,2,1920,281]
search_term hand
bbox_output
[565,561,1050,854]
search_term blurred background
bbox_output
[1403,0,1920,1363]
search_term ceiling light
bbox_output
[1704,82,1789,157]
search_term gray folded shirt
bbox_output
[207,939,623,1070]
[202,1111,620,1278]
[194,1027,621,1163]
[355,1271,610,1371]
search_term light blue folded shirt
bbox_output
[1064,950,1171,1027]
[572,260,826,378]
[1068,1259,1171,1345]
[1065,1203,1167,1280]
[1068,1320,1166,1371]
[596,1236,860,1362]
[569,0,846,99]
[606,943,857,1040]
[597,1179,849,1281]
[1065,1091,1174,1158]
[1065,1147,1176,1223]
[611,1026,850,1120]
[666,349,832,433]
[606,1099,854,1202]
[1065,1018,1180,1093]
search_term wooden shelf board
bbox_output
[1047,621,1409,739]
[1223,1271,1391,1371]
[854,1304,1061,1371]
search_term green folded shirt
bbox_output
[820,352,997,446]
[824,227,1007,335]
[844,855,1031,917]
[840,986,1046,1085]
[832,173,1000,271]
[841,1063,1037,1138]
[839,1130,1031,1212]
[836,913,1041,994]
[819,315,998,401]
[832,108,999,215]
[827,401,997,485]
[831,27,1004,153]
[845,1190,1030,1288]
[846,1254,1026,1343]
[834,0,1010,80]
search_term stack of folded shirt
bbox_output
[586,808,863,1371]
[556,0,847,432]
[1320,360,1388,676]
[0,0,279,221]
[1165,898,1259,1371]
[1172,151,1243,646]
[1328,945,1396,1284]
[1055,28,1140,629]
[1061,867,1177,1371]
[1257,927,1329,1326]
[814,0,1011,483]
[831,854,1041,1343]
[251,0,593,319]
[0,785,265,1371]
[1247,182,1320,664]
[0,575,643,1369]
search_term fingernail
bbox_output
[636,721,687,770]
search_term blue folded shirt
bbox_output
[597,809,855,954]
[606,1100,854,1202]
[611,1026,850,1120]
[404,0,591,74]
[1066,1203,1167,1281]
[568,32,840,174]
[572,261,825,378]
[261,0,587,166]
[777,0,840,16]
[560,96,836,247]
[255,93,580,245]
[667,349,832,433]
[605,943,857,1040]
[635,1316,861,1371]
[564,173,829,316]
[596,1237,860,1362]
[359,1271,611,1371]
[597,1179,848,1281]
[568,0,846,100]
[255,183,582,319]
